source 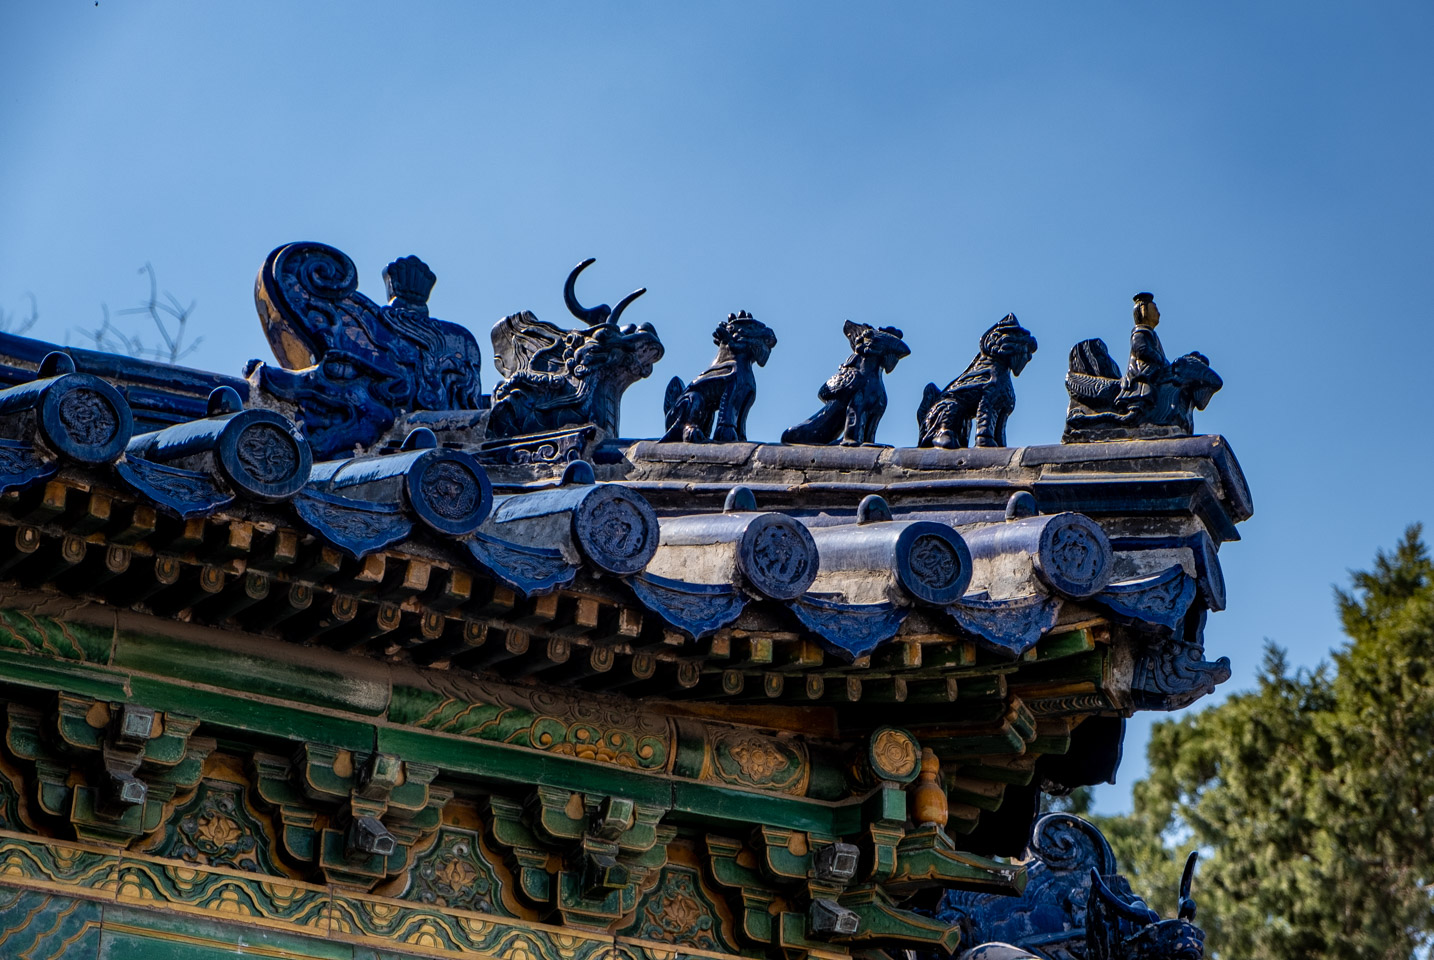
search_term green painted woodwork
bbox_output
[395,826,510,916]
[835,884,963,953]
[0,760,20,830]
[707,835,778,946]
[142,777,288,877]
[0,608,112,664]
[0,601,1123,960]
[96,902,354,960]
[111,629,389,717]
[375,724,673,806]
[0,647,130,701]
[487,786,676,928]
[124,674,376,750]
[1030,627,1097,661]
[7,694,213,845]
[886,826,1025,895]
[250,744,450,888]
[390,674,669,773]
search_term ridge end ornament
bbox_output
[1063,292,1223,442]
[250,242,486,460]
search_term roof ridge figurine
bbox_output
[660,309,777,443]
[782,320,910,446]
[488,258,663,441]
[249,241,486,460]
[918,313,1038,449]
[1063,292,1223,442]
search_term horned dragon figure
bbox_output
[487,258,664,439]
[660,310,777,443]
[782,320,910,445]
[918,314,1038,449]
[939,813,1205,960]
[250,241,486,460]
[1083,855,1203,960]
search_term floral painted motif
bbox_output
[729,738,787,781]
[709,730,807,795]
[620,865,730,952]
[404,828,507,916]
[195,813,242,847]
[870,727,920,782]
[156,780,277,876]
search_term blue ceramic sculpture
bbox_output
[782,321,910,445]
[250,242,486,460]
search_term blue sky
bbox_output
[3,3,1431,812]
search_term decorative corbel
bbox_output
[706,835,778,946]
[5,693,213,845]
[487,786,672,928]
[250,743,450,888]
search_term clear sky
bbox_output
[3,2,1431,812]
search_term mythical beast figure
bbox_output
[488,258,664,439]
[917,314,1038,449]
[660,310,777,443]
[1084,856,1203,960]
[781,321,909,446]
[1063,293,1222,443]
[250,242,486,460]
[939,813,1205,960]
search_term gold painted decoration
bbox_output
[618,863,736,953]
[0,832,120,894]
[868,727,920,784]
[908,749,948,828]
[144,777,291,878]
[399,827,510,916]
[392,672,671,771]
[0,829,702,960]
[709,730,808,796]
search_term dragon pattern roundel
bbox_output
[420,460,481,521]
[57,389,119,447]
[908,534,963,591]
[235,423,300,485]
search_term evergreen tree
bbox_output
[1100,527,1434,959]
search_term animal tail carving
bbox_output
[1068,338,1120,378]
[663,376,685,426]
[1066,338,1122,406]
[917,382,940,432]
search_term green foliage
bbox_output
[1103,526,1434,959]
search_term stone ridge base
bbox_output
[0,830,739,960]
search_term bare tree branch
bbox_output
[82,264,203,364]
[9,266,202,364]
[0,294,39,335]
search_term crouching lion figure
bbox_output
[661,310,777,443]
[917,313,1038,449]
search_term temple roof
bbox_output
[0,251,1254,954]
